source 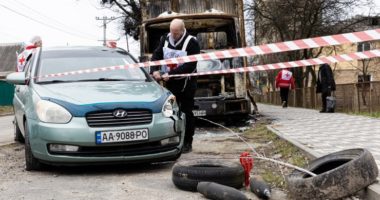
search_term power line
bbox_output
[11,0,99,39]
[0,3,98,42]
[96,16,117,46]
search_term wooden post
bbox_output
[355,83,360,113]
[369,84,372,114]
[170,0,179,12]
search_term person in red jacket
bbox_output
[275,68,295,108]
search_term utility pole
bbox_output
[95,16,115,46]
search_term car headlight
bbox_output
[36,100,72,123]
[162,95,178,117]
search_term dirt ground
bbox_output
[0,117,306,200]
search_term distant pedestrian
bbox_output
[316,64,336,113]
[275,68,295,108]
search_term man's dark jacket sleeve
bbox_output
[150,35,166,73]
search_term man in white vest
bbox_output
[151,19,200,153]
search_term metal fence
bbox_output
[253,81,380,113]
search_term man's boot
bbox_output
[182,143,192,153]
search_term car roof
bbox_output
[42,46,125,52]
[40,46,137,61]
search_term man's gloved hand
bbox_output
[162,73,169,81]
[152,71,162,81]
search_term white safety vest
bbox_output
[281,70,293,81]
[161,35,194,74]
[161,34,196,91]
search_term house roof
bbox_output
[0,43,23,78]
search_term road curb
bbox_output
[267,125,380,200]
[0,113,14,117]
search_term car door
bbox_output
[13,52,35,133]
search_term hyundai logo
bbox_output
[113,109,128,118]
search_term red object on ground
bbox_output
[239,151,254,187]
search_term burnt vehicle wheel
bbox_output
[172,159,244,191]
[24,121,42,171]
[286,148,378,200]
[14,117,24,143]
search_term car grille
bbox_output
[86,110,152,127]
[49,142,179,157]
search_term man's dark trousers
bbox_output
[280,87,290,107]
[171,87,196,146]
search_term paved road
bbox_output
[0,123,287,200]
[0,115,13,146]
[259,103,380,199]
[258,103,380,169]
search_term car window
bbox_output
[36,50,146,83]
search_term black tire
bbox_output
[197,182,248,200]
[172,159,244,191]
[24,121,42,171]
[14,117,25,143]
[286,148,378,200]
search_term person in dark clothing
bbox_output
[151,19,200,153]
[316,64,336,113]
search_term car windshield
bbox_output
[197,60,224,72]
[36,49,147,83]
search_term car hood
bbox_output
[33,81,169,116]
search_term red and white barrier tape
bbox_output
[169,49,380,77]
[38,28,380,79]
[138,28,380,67]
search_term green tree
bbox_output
[100,0,141,40]
[245,0,377,89]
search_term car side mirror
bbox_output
[6,72,27,85]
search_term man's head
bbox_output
[30,35,42,47]
[170,19,185,42]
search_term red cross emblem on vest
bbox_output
[18,55,25,66]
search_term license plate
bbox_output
[193,110,206,116]
[96,128,149,144]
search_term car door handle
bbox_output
[16,88,20,92]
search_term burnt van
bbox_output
[140,0,251,121]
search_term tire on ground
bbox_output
[197,182,248,200]
[24,121,42,171]
[172,159,244,191]
[286,148,378,200]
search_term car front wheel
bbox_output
[24,121,41,171]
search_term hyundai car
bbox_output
[7,46,185,171]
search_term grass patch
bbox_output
[349,111,380,118]
[243,121,309,189]
[0,106,13,115]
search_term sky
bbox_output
[0,0,140,57]
[0,0,379,59]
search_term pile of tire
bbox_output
[172,149,378,200]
